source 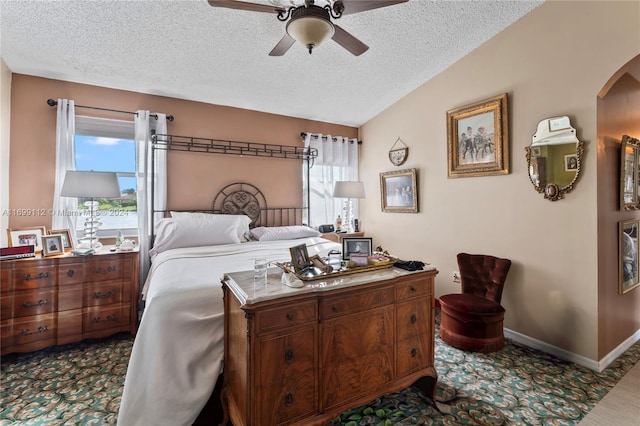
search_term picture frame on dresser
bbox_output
[342,237,373,260]
[290,243,311,273]
[42,235,64,257]
[7,226,46,252]
[48,229,74,251]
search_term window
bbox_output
[74,116,136,237]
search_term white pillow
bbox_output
[150,214,251,258]
[170,212,252,242]
[250,225,321,242]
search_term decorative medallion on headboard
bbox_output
[212,182,266,227]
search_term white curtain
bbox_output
[304,133,359,228]
[135,111,167,285]
[52,99,77,243]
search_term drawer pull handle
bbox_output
[93,315,116,323]
[22,272,49,281]
[284,392,294,406]
[411,348,418,358]
[20,325,48,335]
[93,266,117,275]
[286,313,294,321]
[21,299,48,308]
[410,314,417,324]
[284,350,294,363]
[66,269,75,278]
[410,286,417,292]
[332,306,339,312]
[94,291,115,299]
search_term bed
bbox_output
[117,183,340,426]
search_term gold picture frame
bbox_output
[48,228,74,252]
[447,93,509,178]
[380,168,418,213]
[7,226,47,253]
[619,219,640,294]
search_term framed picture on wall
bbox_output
[619,219,640,294]
[380,168,418,213]
[447,93,509,178]
[564,154,578,171]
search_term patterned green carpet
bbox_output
[1,313,639,425]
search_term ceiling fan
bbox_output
[207,0,408,56]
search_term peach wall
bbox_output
[359,1,640,362]
[597,57,640,359]
[8,75,357,229]
[1,59,11,247]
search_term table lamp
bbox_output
[333,181,365,233]
[61,170,121,252]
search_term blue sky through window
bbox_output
[75,135,136,192]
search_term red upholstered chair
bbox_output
[439,253,512,353]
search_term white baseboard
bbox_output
[504,327,640,372]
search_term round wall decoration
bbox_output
[389,138,409,166]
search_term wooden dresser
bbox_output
[222,266,438,426]
[0,249,139,355]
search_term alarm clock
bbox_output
[318,224,335,233]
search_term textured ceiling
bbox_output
[0,0,543,127]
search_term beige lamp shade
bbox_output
[333,181,366,199]
[61,171,121,198]
[287,15,335,50]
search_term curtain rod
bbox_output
[300,132,362,144]
[46,99,175,122]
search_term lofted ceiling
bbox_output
[0,0,543,127]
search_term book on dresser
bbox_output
[0,248,139,355]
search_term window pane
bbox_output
[75,135,135,172]
[74,135,137,232]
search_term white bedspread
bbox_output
[117,237,339,426]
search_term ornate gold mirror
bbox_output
[620,135,640,210]
[525,116,584,201]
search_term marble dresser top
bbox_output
[223,264,438,306]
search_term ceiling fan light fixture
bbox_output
[286,6,335,54]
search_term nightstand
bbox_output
[321,231,365,243]
[0,247,139,355]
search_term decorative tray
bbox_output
[289,254,399,281]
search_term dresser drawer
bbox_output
[395,275,432,301]
[1,313,56,349]
[84,281,129,307]
[320,285,394,319]
[258,327,316,386]
[1,288,56,320]
[396,299,432,376]
[0,268,11,293]
[257,300,316,333]
[258,371,316,425]
[57,262,86,285]
[8,264,56,291]
[83,305,131,333]
[85,258,124,283]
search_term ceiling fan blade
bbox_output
[207,0,282,14]
[269,33,296,56]
[332,24,369,56]
[339,0,408,16]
